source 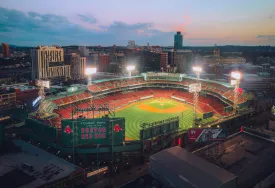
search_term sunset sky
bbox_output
[0,0,275,46]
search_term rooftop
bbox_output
[0,140,83,188]
[194,132,275,188]
[150,146,236,188]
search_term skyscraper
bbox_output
[31,46,70,80]
[174,31,183,50]
[1,43,9,58]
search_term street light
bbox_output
[231,71,241,114]
[126,65,135,77]
[85,67,97,85]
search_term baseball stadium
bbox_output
[26,72,250,145]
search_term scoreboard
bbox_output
[61,117,125,147]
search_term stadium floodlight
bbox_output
[126,65,135,77]
[231,71,242,114]
[192,66,202,73]
[231,71,241,80]
[85,67,97,75]
[191,66,202,127]
[193,66,202,80]
[85,67,97,84]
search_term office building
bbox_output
[1,43,9,58]
[174,50,193,73]
[112,53,126,66]
[99,54,110,72]
[174,31,183,49]
[127,40,136,49]
[160,52,168,72]
[65,53,86,80]
[164,48,176,66]
[143,51,161,72]
[255,64,275,77]
[204,47,246,65]
[0,88,16,111]
[31,46,70,80]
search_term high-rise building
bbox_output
[98,54,110,72]
[127,40,136,49]
[1,43,9,58]
[64,53,86,80]
[174,50,193,73]
[160,52,168,72]
[174,31,183,49]
[31,46,70,80]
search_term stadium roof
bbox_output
[92,75,142,83]
[150,146,236,188]
[91,72,233,88]
[0,140,83,188]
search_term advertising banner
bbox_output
[188,128,227,143]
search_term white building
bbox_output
[127,40,136,49]
[31,46,70,80]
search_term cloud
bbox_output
[257,35,275,39]
[77,14,97,24]
[0,7,174,46]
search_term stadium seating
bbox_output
[86,77,246,106]
[47,76,249,129]
[52,92,92,107]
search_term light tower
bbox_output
[231,71,241,114]
[85,67,97,85]
[126,65,135,77]
[35,80,50,115]
[189,66,202,127]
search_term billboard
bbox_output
[61,117,125,147]
[203,112,214,119]
[140,117,179,140]
[188,128,227,143]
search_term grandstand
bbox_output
[29,73,250,137]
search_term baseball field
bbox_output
[114,98,215,140]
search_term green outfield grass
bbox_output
[113,98,215,140]
[147,100,177,109]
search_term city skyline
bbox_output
[0,0,275,46]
